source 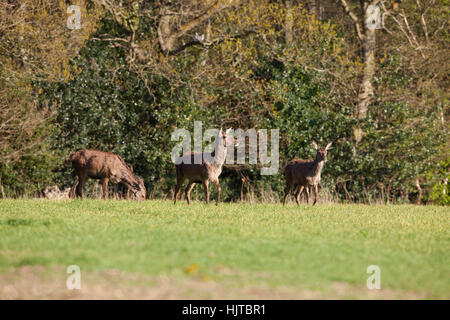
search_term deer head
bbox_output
[131,177,146,201]
[220,128,239,147]
[312,141,332,162]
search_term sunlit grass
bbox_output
[0,199,448,298]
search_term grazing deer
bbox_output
[70,149,146,201]
[283,141,332,206]
[113,179,145,200]
[174,128,236,206]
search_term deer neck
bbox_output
[312,156,324,178]
[212,140,227,167]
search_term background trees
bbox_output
[0,0,101,195]
[0,0,447,203]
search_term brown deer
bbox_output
[70,149,146,201]
[283,141,332,206]
[174,128,236,205]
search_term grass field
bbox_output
[0,199,448,299]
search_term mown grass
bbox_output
[0,199,448,298]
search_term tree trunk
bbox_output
[357,23,376,119]
[0,177,5,199]
[307,0,317,16]
[317,0,323,20]
[201,18,212,66]
[158,10,172,52]
[414,178,423,204]
[284,0,294,44]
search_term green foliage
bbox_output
[257,59,444,202]
[40,22,225,196]
[0,145,58,197]
[357,102,444,200]
[425,158,450,206]
[1,3,446,204]
[42,39,179,195]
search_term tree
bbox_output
[0,0,102,195]
[337,0,447,122]
[335,1,385,150]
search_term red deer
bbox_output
[174,128,236,205]
[70,149,146,201]
[283,141,332,206]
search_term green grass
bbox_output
[0,199,448,298]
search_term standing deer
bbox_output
[174,128,236,206]
[283,141,332,206]
[70,149,146,201]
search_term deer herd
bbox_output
[70,128,332,206]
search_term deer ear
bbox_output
[312,141,318,150]
[325,142,333,150]
[226,128,232,135]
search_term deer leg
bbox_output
[202,180,210,204]
[295,185,304,206]
[122,185,128,200]
[214,180,221,206]
[75,174,87,198]
[174,180,183,204]
[283,182,293,206]
[185,182,196,205]
[113,184,119,200]
[101,178,109,200]
[313,184,319,205]
[305,186,310,205]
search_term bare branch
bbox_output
[338,0,363,41]
[158,0,236,53]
